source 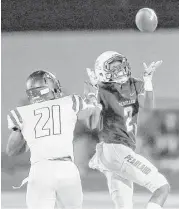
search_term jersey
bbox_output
[7,95,85,163]
[98,77,145,150]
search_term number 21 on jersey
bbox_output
[34,105,61,138]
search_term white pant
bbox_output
[89,142,165,193]
[26,160,83,209]
[104,171,134,209]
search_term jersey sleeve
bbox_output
[71,95,87,114]
[134,79,145,96]
[7,108,23,130]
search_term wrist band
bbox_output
[144,79,153,91]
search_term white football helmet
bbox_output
[94,51,131,84]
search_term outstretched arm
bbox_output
[81,70,103,130]
[138,85,154,110]
[138,60,162,110]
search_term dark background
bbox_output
[2,0,179,31]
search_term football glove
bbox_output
[143,60,162,91]
[84,68,99,104]
[86,68,99,86]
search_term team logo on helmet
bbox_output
[95,51,131,83]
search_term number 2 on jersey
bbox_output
[34,105,61,138]
[124,106,133,132]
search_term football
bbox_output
[135,8,158,32]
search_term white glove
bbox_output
[86,68,99,86]
[84,68,99,100]
[143,60,162,91]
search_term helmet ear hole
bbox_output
[54,89,57,93]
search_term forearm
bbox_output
[141,60,162,110]
[6,130,26,156]
[144,78,154,109]
[139,79,154,110]
[143,91,154,110]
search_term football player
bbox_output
[85,51,170,209]
[6,70,102,209]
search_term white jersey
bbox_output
[7,95,85,164]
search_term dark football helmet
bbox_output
[26,70,62,104]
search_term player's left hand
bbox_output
[84,80,98,100]
[86,68,99,86]
[143,60,162,80]
[84,68,99,104]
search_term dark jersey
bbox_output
[98,77,144,150]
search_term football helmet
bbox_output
[26,70,62,103]
[94,51,131,84]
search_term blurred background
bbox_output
[1,0,179,208]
